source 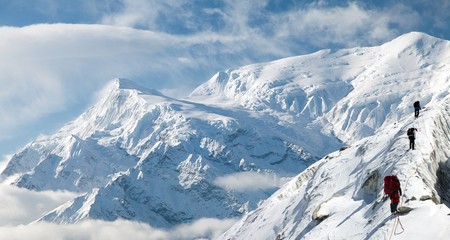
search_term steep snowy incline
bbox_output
[219,95,450,239]
[190,32,450,143]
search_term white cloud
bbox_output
[0,184,77,225]
[0,21,291,151]
[169,217,238,240]
[0,220,168,240]
[213,171,288,192]
[269,2,420,48]
[101,0,156,28]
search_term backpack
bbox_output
[407,128,414,137]
[384,175,397,195]
[414,101,420,108]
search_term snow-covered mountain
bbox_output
[2,31,450,237]
[219,33,450,239]
[2,78,338,227]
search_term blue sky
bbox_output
[0,0,449,158]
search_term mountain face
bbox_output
[2,32,450,232]
[2,78,336,227]
[218,33,450,239]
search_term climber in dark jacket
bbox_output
[407,128,418,150]
[413,101,421,118]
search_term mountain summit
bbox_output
[2,32,450,236]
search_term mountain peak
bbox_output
[110,78,155,93]
[382,31,446,53]
[398,31,439,42]
[105,78,167,99]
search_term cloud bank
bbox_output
[0,218,237,240]
[0,182,236,239]
[0,183,76,225]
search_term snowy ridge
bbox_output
[219,86,450,237]
[224,101,450,239]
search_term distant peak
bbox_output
[385,31,444,48]
[400,31,439,42]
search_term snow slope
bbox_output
[219,34,450,239]
[2,32,450,236]
[220,98,450,239]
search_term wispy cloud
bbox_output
[214,171,289,192]
[100,0,157,29]
[98,1,421,49]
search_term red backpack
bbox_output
[384,175,397,195]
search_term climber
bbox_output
[384,170,402,214]
[413,101,421,118]
[407,128,418,150]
